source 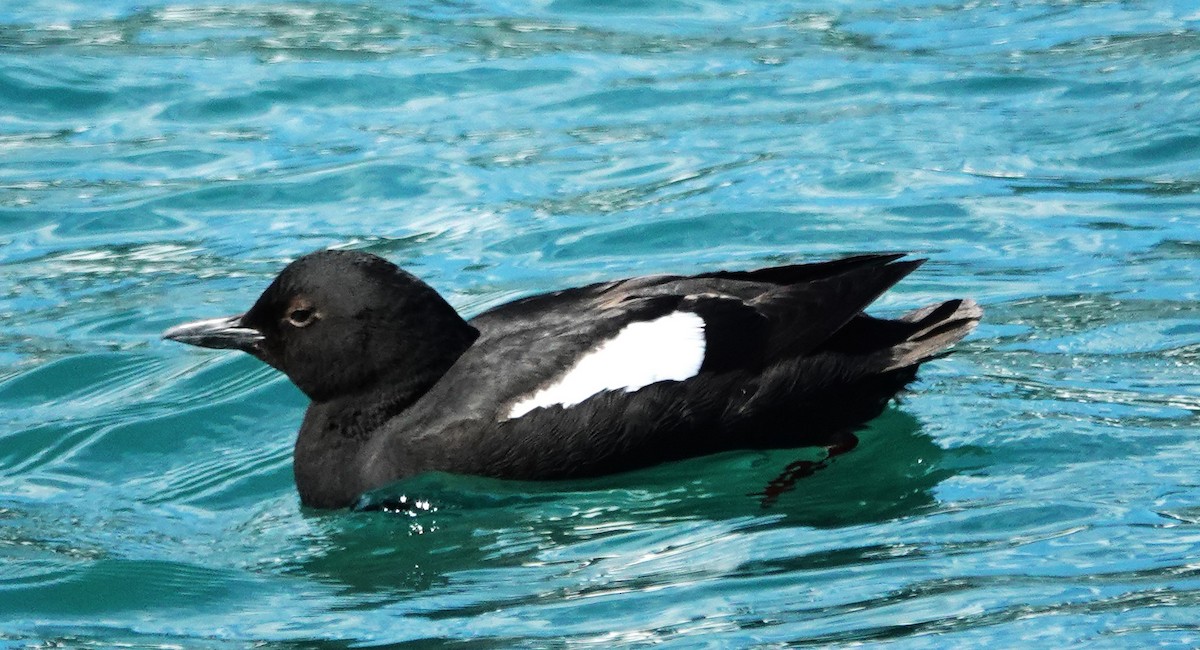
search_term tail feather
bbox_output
[884,298,982,371]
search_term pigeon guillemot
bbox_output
[163,250,981,509]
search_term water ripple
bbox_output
[3,0,1200,646]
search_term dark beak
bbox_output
[162,314,264,351]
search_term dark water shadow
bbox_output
[287,409,979,598]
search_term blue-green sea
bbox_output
[3,1,1200,646]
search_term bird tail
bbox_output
[883,298,983,371]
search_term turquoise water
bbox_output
[2,0,1200,646]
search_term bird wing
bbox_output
[422,254,922,418]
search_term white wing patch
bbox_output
[506,311,707,420]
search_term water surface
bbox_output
[2,1,1199,646]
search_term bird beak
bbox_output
[162,314,264,352]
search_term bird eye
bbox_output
[287,307,316,328]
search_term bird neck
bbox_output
[292,322,478,508]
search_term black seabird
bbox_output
[163,250,981,509]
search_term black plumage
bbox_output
[163,250,981,509]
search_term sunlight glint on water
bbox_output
[1,1,1199,646]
